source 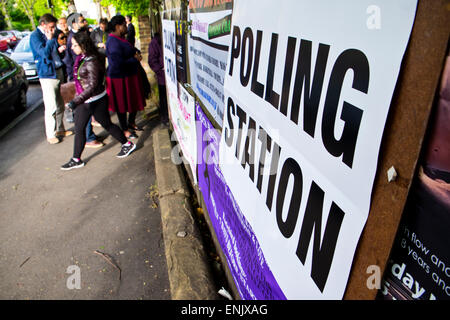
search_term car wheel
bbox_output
[14,86,27,113]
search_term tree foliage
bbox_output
[34,0,66,18]
[0,0,13,30]
[3,0,166,31]
[1,0,72,30]
[101,0,163,16]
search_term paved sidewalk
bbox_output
[0,105,171,299]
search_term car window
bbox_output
[0,55,15,78]
[14,36,31,52]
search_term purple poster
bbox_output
[196,103,286,300]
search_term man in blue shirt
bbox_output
[30,13,72,144]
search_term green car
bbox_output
[0,52,28,115]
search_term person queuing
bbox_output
[148,32,168,126]
[57,17,69,35]
[106,15,147,138]
[65,13,83,81]
[55,20,68,80]
[90,18,108,57]
[55,16,71,122]
[125,15,136,47]
[61,32,136,170]
[30,13,73,144]
[65,12,103,148]
[89,17,109,128]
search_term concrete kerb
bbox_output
[153,127,218,300]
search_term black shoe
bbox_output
[128,124,144,131]
[61,158,85,170]
[116,142,136,158]
[127,131,138,139]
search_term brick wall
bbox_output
[138,15,152,73]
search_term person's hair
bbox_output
[39,13,58,25]
[99,18,108,25]
[67,12,81,28]
[153,32,161,44]
[78,26,89,33]
[107,15,126,33]
[126,15,132,21]
[73,31,100,58]
[78,15,87,24]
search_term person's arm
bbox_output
[108,40,138,74]
[90,30,97,43]
[69,58,101,107]
[63,49,74,80]
[30,32,57,60]
[148,42,164,81]
[147,42,162,73]
[90,30,104,49]
[106,39,123,75]
[63,33,75,80]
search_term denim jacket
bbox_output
[30,28,58,79]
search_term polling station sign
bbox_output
[219,0,417,299]
[188,0,233,126]
[162,19,178,115]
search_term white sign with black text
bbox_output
[162,19,179,116]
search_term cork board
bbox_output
[343,0,450,299]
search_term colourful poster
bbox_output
[171,84,197,184]
[196,104,285,299]
[188,0,232,126]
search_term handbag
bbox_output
[60,81,76,104]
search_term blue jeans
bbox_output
[85,117,96,142]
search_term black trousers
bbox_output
[158,84,168,123]
[73,95,127,159]
[117,111,137,131]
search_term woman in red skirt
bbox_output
[105,15,146,138]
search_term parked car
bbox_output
[10,35,38,82]
[0,52,28,115]
[0,30,19,49]
[0,35,8,52]
[11,30,24,41]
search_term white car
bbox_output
[9,35,38,82]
